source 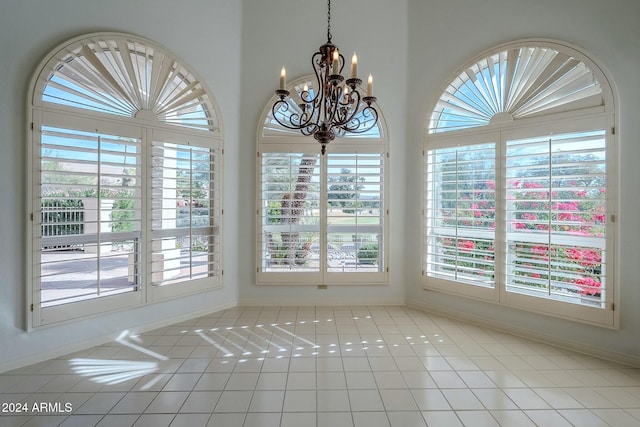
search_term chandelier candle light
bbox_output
[273,0,379,155]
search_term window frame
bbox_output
[424,130,501,302]
[148,128,223,302]
[26,33,224,330]
[257,75,389,286]
[500,116,615,326]
[31,110,147,326]
[424,113,617,328]
[423,40,618,328]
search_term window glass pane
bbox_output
[429,46,604,133]
[41,36,218,132]
[151,141,220,285]
[425,143,496,287]
[327,153,384,272]
[505,130,607,307]
[39,126,141,306]
[260,153,321,272]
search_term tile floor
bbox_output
[1,305,640,426]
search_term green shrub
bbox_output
[357,242,378,265]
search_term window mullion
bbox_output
[546,137,552,296]
[495,133,506,302]
[355,153,360,241]
[320,154,328,280]
[454,150,460,281]
[96,135,102,296]
[142,127,151,300]
[189,147,194,279]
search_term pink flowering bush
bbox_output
[510,181,605,237]
[574,277,601,296]
[438,180,495,280]
[437,178,605,301]
[509,180,605,299]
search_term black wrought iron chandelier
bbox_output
[272,0,379,155]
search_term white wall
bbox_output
[405,0,640,362]
[1,0,639,371]
[0,0,242,371]
[236,0,409,306]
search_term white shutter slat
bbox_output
[425,143,496,287]
[259,152,321,273]
[327,153,384,272]
[429,45,604,133]
[40,35,219,133]
[38,126,142,307]
[505,129,607,307]
[151,140,220,286]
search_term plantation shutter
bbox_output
[425,142,496,288]
[259,152,321,274]
[326,152,385,272]
[38,34,219,133]
[428,45,604,134]
[424,40,615,326]
[257,72,388,286]
[30,33,225,328]
[505,129,607,307]
[150,134,221,288]
[38,125,142,308]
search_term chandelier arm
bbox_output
[271,99,320,133]
[308,53,327,122]
[323,62,350,126]
[340,104,379,134]
[303,51,325,107]
[298,87,321,130]
[331,88,377,133]
[332,87,361,126]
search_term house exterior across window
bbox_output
[27,33,223,329]
[257,75,389,286]
[423,40,617,327]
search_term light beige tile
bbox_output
[2,305,640,427]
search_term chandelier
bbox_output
[272,0,379,155]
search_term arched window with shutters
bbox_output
[423,39,617,327]
[27,32,224,329]
[257,75,389,285]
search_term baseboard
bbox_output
[0,300,237,374]
[407,301,640,368]
[238,297,406,307]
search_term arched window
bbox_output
[27,33,223,328]
[257,75,389,285]
[423,40,617,327]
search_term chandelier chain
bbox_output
[327,0,332,42]
[272,0,378,155]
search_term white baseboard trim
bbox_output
[0,300,237,374]
[407,301,640,368]
[238,297,406,307]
